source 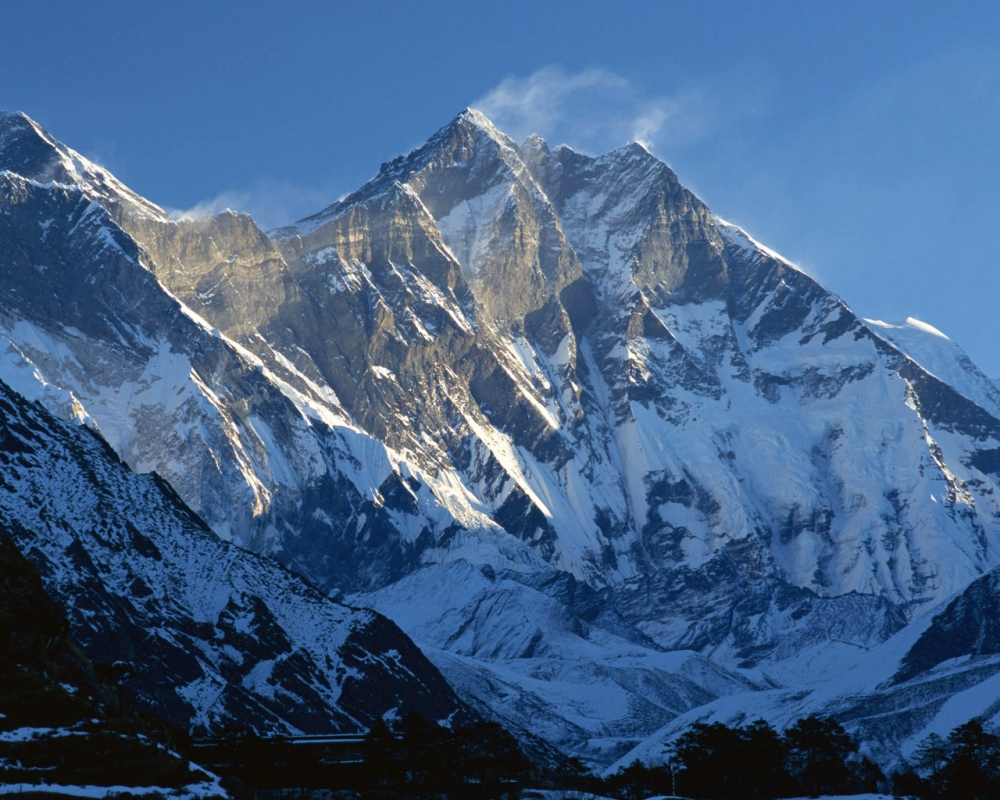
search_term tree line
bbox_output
[190,713,536,798]
[603,715,1000,800]
[604,715,880,800]
[360,714,534,797]
[186,712,1000,799]
[892,718,1000,800]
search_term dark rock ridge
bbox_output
[613,562,1000,774]
[894,568,1000,684]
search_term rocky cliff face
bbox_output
[3,108,1000,766]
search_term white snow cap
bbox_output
[459,107,497,129]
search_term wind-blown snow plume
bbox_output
[474,65,706,153]
[167,178,334,229]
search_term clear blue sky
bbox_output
[2,1,999,377]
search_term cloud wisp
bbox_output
[166,179,335,230]
[473,66,715,155]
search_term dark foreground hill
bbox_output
[0,527,221,794]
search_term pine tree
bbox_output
[740,719,794,799]
[913,731,949,776]
[933,719,1000,800]
[783,716,855,797]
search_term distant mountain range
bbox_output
[2,108,999,771]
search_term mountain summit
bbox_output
[3,109,1000,767]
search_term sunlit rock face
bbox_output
[4,107,1000,766]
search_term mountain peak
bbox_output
[601,140,659,167]
[0,109,37,130]
[437,106,519,155]
[456,106,496,131]
[0,109,168,222]
[0,110,62,176]
[292,107,522,230]
[521,132,549,158]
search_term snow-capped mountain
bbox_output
[863,316,1000,420]
[0,110,493,592]
[272,111,1000,610]
[3,108,1000,767]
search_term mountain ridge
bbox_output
[3,108,1000,767]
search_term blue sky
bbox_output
[2,1,999,376]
